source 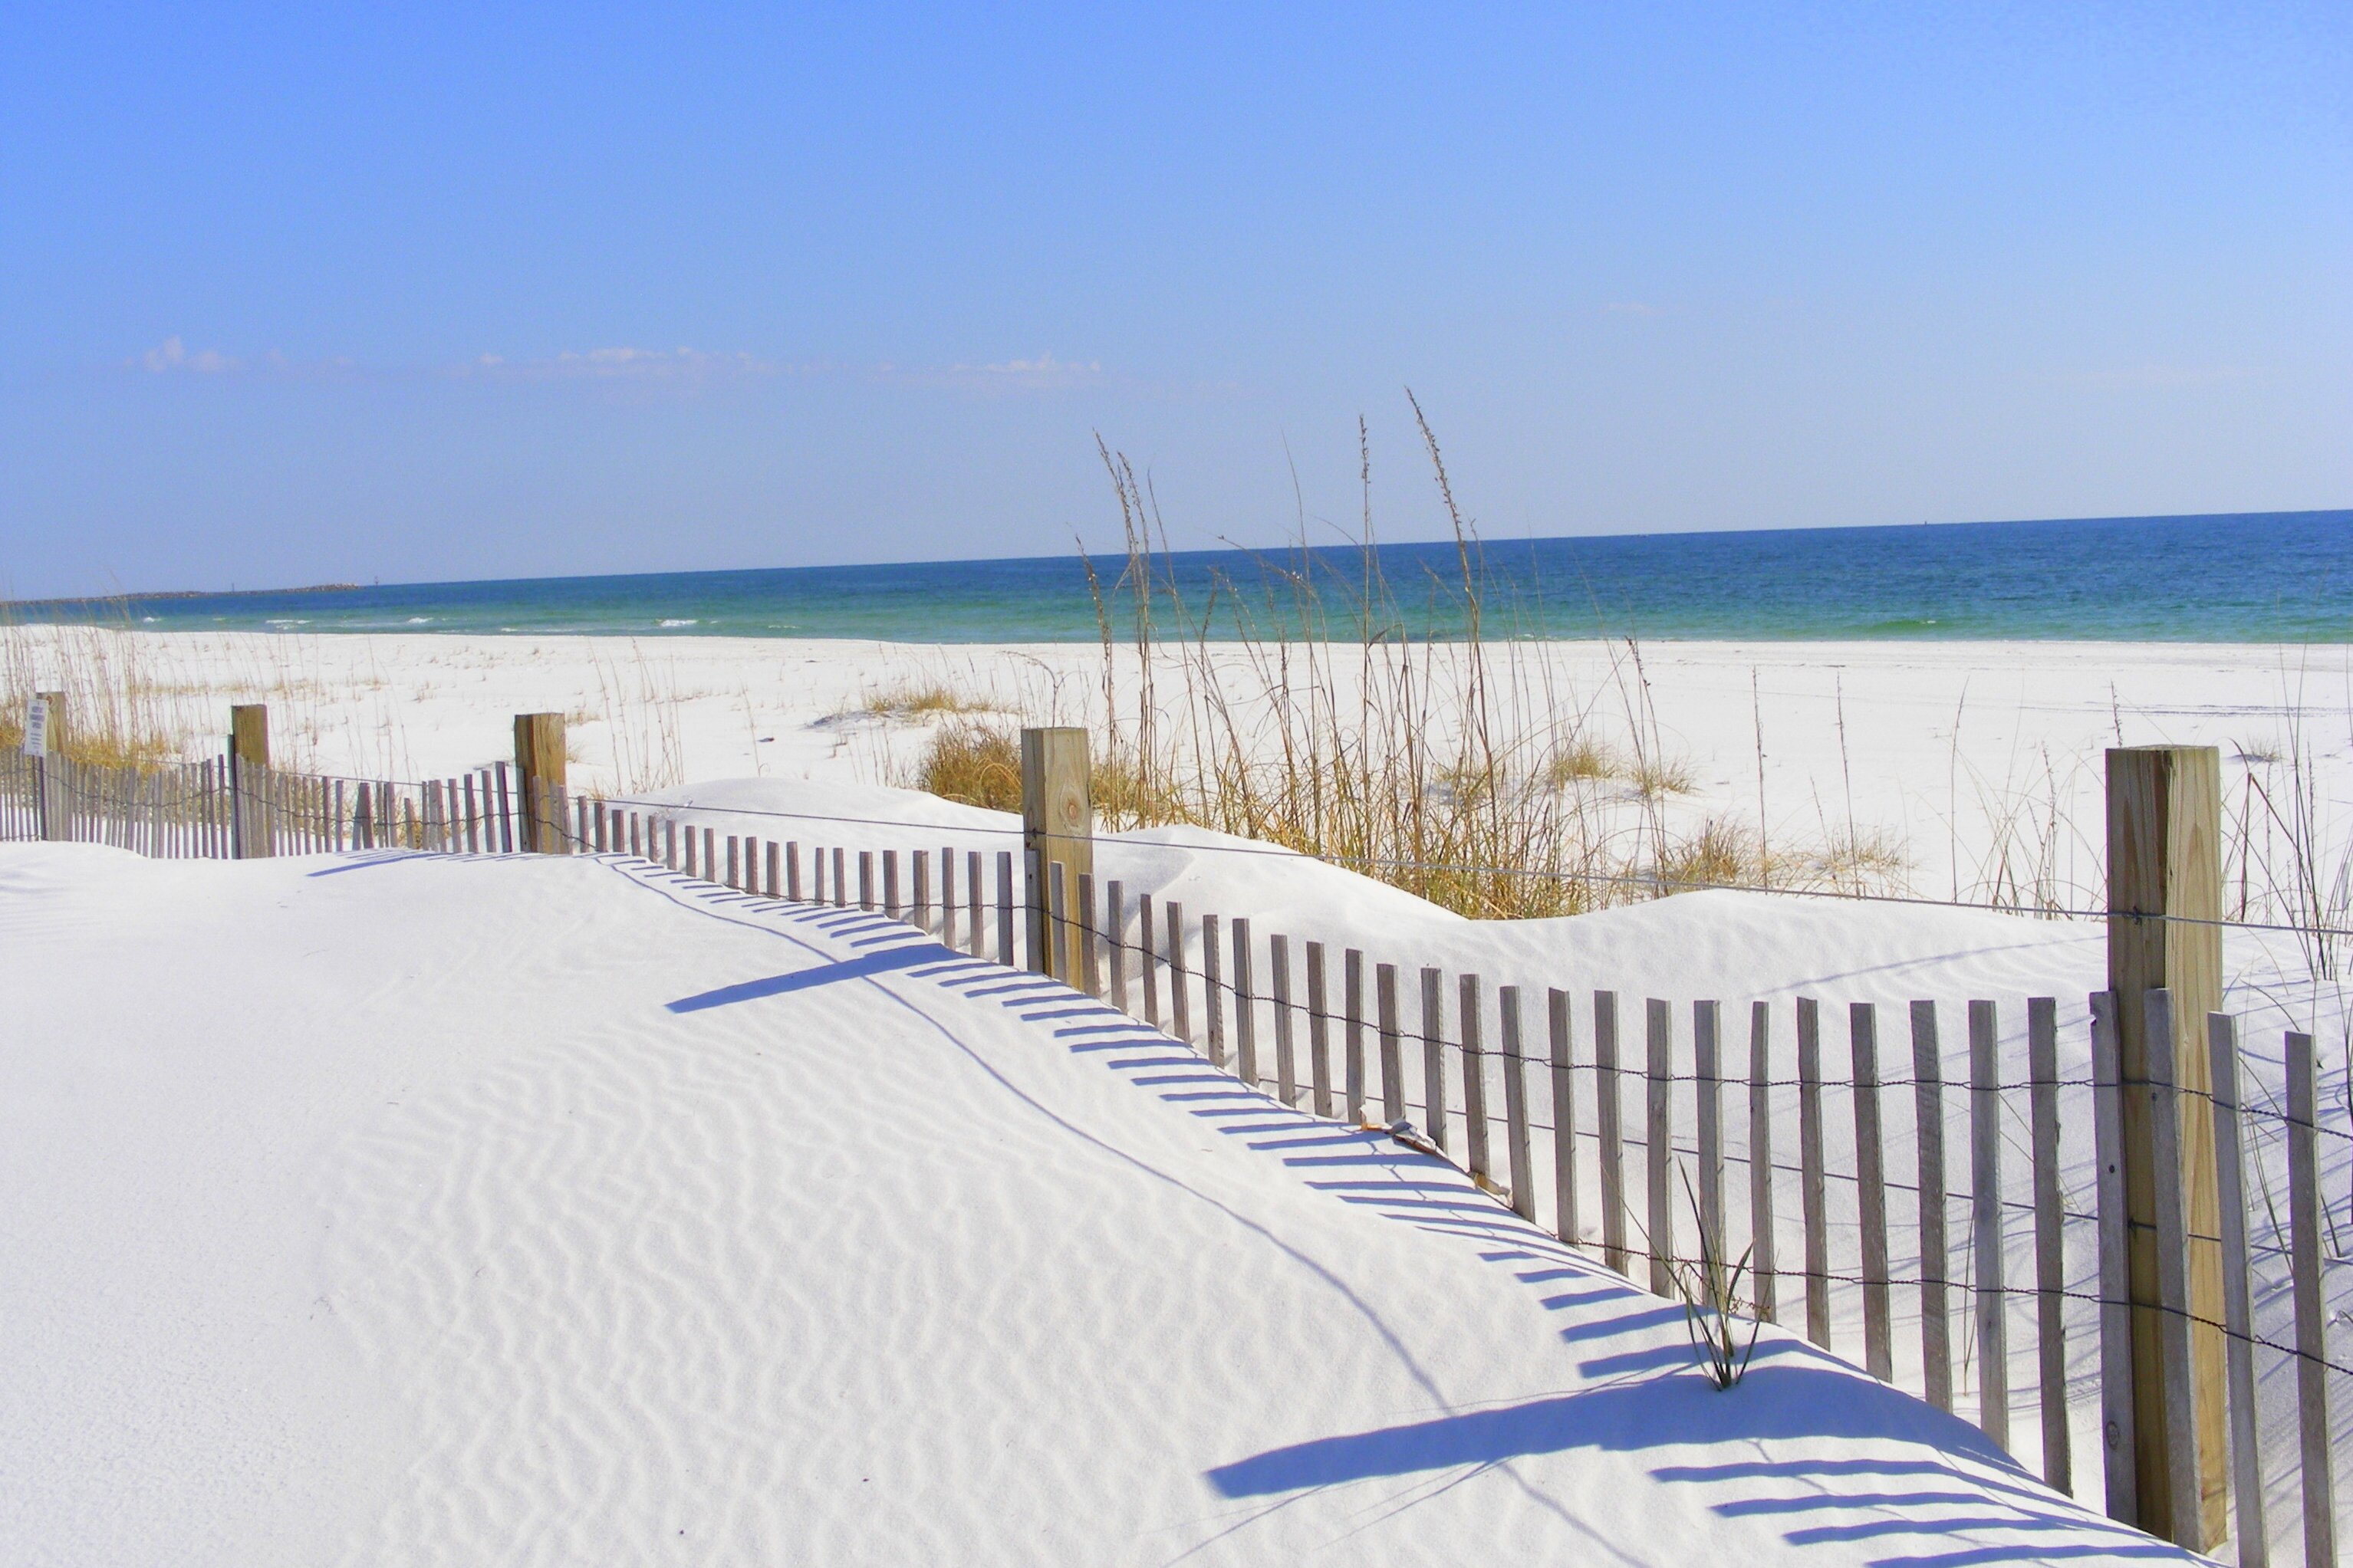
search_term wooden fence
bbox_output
[5,745,2346,1565]
[0,750,576,858]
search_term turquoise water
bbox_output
[17,510,2352,642]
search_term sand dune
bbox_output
[0,841,2199,1564]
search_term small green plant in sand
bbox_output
[1665,1167,1762,1390]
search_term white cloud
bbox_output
[880,351,1107,393]
[138,337,239,373]
[462,346,776,383]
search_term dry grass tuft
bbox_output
[1545,735,1620,786]
[917,721,1025,813]
[1,611,193,771]
[1630,755,1696,799]
[853,682,990,722]
[1656,818,1755,892]
[1809,828,1912,894]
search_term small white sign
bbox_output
[21,696,48,758]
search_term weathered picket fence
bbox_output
[5,708,2345,1565]
[593,807,2342,1568]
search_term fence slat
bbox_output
[2029,996,2073,1496]
[995,851,1015,966]
[1139,892,1160,1027]
[1230,918,1255,1086]
[1853,1001,1894,1384]
[1463,975,1491,1185]
[1271,934,1297,1106]
[1911,999,1953,1412]
[1345,950,1368,1122]
[2207,1011,2267,1568]
[1377,964,1404,1123]
[1166,901,1191,1045]
[966,850,983,955]
[1695,999,1724,1274]
[1596,991,1628,1277]
[1105,879,1127,1010]
[1552,988,1579,1247]
[1077,872,1100,997]
[2286,1029,2337,1568]
[1645,998,1675,1297]
[2144,988,2200,1547]
[1306,942,1333,1119]
[1749,1000,1777,1324]
[1971,998,2012,1452]
[1501,985,1535,1222]
[1798,997,1831,1348]
[2091,989,2141,1526]
[1047,861,1070,981]
[1201,914,1226,1070]
[1421,968,1448,1152]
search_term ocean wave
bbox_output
[657,618,699,627]
[405,616,433,624]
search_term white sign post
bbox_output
[23,695,50,758]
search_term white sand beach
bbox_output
[10,626,2347,915]
[5,626,2349,1562]
[0,841,2213,1566]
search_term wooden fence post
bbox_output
[1020,727,1091,985]
[513,712,568,854]
[2108,745,2226,1546]
[32,691,65,841]
[230,703,271,858]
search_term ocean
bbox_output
[17,510,2352,643]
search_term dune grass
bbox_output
[912,406,1910,920]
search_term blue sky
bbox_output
[2,2,2346,598]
